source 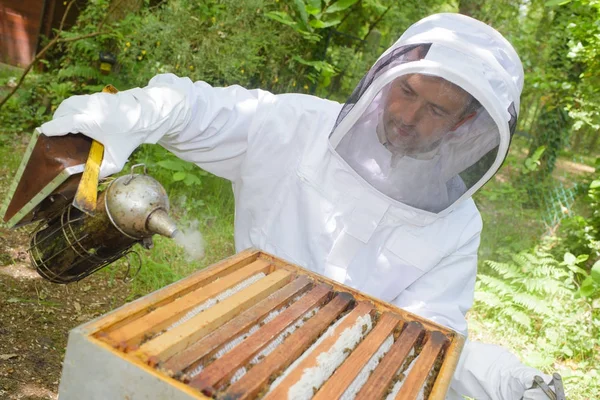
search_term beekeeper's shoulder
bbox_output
[445,197,483,249]
[253,92,343,144]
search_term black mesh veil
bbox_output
[460,102,517,189]
[331,44,432,133]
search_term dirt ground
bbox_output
[0,227,131,399]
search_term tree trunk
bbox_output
[588,131,600,154]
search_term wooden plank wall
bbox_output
[0,0,85,67]
[0,0,45,66]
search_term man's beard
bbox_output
[377,116,443,158]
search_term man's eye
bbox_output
[429,106,444,117]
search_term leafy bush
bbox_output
[554,175,600,270]
[473,247,600,397]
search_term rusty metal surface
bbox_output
[2,129,91,227]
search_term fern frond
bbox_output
[511,253,531,269]
[532,264,568,280]
[478,275,514,295]
[501,306,532,329]
[484,260,522,279]
[474,291,503,309]
[57,65,103,81]
[511,292,553,316]
[523,278,570,296]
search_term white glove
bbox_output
[522,375,562,400]
[40,74,194,178]
[450,341,551,400]
[523,387,553,400]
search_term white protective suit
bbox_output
[41,13,551,400]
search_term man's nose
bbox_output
[399,101,421,126]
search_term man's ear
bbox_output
[451,112,476,131]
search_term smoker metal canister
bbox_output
[30,190,139,283]
[29,166,178,284]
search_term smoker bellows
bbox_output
[1,128,179,283]
[58,249,464,399]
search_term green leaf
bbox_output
[576,254,590,263]
[309,18,342,29]
[590,180,600,189]
[563,252,577,265]
[579,276,596,297]
[157,160,185,171]
[325,0,359,14]
[525,352,555,369]
[172,171,186,181]
[591,260,600,284]
[544,0,572,6]
[264,11,298,29]
[531,145,546,160]
[291,0,311,31]
[561,345,574,358]
[183,174,202,187]
[305,0,321,15]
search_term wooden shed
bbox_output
[0,0,83,67]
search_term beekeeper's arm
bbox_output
[41,73,269,181]
[391,219,549,400]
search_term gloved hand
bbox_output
[40,74,194,178]
[522,374,565,400]
[523,388,554,400]
[450,341,553,400]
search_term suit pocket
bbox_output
[354,229,444,302]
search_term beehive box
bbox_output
[58,249,465,400]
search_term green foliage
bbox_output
[555,175,600,269]
[475,247,598,367]
[524,145,547,172]
[265,0,360,39]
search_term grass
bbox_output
[0,132,29,205]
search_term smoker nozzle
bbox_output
[146,209,179,239]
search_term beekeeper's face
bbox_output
[381,74,475,155]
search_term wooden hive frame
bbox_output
[58,248,465,400]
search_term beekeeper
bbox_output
[41,13,556,400]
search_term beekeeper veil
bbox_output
[331,13,523,215]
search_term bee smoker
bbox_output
[1,128,179,283]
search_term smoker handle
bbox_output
[72,84,119,215]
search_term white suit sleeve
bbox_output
[40,73,271,181]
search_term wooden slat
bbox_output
[428,334,465,400]
[262,301,374,400]
[133,269,292,363]
[221,292,355,400]
[312,312,402,400]
[189,282,334,392]
[395,331,449,400]
[161,275,313,374]
[91,248,260,336]
[262,252,459,335]
[354,321,425,400]
[106,259,272,348]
